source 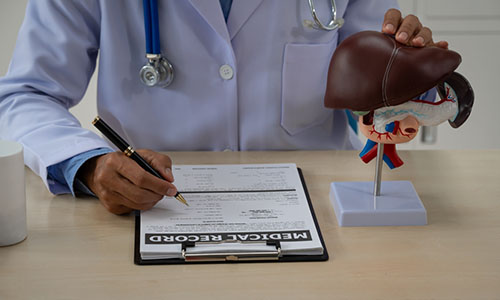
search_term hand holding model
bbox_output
[324,30,474,169]
[381,9,449,49]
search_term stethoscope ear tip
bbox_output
[336,18,345,27]
[303,18,344,31]
[306,0,344,31]
[303,19,316,29]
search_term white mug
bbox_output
[0,140,27,246]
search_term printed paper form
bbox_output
[140,163,323,260]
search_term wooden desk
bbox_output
[1,150,499,299]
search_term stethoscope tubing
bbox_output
[139,0,342,88]
[143,0,161,55]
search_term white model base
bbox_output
[330,181,427,227]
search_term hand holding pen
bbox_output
[77,117,187,215]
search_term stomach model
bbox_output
[358,74,474,169]
[323,31,474,169]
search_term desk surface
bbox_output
[1,150,499,299]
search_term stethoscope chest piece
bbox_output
[140,54,174,87]
[141,0,174,88]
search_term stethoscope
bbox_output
[139,0,344,88]
[304,0,344,31]
[139,0,174,88]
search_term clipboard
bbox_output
[134,168,329,264]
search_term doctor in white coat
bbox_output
[0,0,447,214]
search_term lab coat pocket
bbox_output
[281,39,337,135]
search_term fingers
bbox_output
[136,149,174,182]
[98,174,163,213]
[98,190,133,215]
[383,9,448,48]
[111,153,178,197]
[411,26,433,47]
[100,189,158,215]
[395,14,421,45]
[382,8,402,35]
[435,40,449,49]
[112,174,164,207]
[83,150,177,215]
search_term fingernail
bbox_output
[165,168,174,181]
[413,36,424,45]
[167,188,177,197]
[385,23,395,33]
[398,32,408,42]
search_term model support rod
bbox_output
[373,143,384,197]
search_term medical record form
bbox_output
[139,163,325,261]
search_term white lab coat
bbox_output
[0,0,398,192]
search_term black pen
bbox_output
[92,116,188,206]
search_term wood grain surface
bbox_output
[1,150,499,299]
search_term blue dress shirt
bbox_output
[47,147,112,195]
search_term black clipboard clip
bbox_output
[181,240,282,262]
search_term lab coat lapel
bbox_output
[227,0,264,40]
[188,0,230,42]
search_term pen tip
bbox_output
[175,193,189,206]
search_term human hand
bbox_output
[382,8,448,49]
[79,149,177,214]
